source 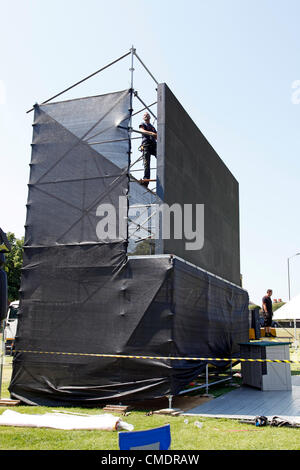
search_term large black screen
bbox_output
[156,83,241,285]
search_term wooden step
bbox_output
[0,399,20,406]
[102,404,132,413]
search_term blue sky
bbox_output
[1,0,300,304]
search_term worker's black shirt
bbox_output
[139,122,157,146]
[262,295,272,315]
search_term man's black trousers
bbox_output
[143,143,156,180]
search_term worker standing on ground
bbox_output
[139,112,157,187]
[262,289,274,337]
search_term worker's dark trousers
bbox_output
[143,143,157,180]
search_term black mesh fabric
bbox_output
[26,90,131,247]
[10,253,248,405]
[0,268,8,322]
[9,88,249,406]
[9,90,138,404]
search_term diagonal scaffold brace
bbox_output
[26,47,159,114]
[26,50,132,113]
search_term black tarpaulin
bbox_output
[9,86,249,406]
[26,90,131,248]
[0,228,11,321]
[10,254,248,406]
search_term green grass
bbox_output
[0,406,299,451]
[0,355,299,450]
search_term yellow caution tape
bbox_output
[13,350,300,364]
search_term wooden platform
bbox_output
[184,375,300,421]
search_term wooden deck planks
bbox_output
[184,376,300,420]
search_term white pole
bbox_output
[0,320,5,400]
[287,253,300,349]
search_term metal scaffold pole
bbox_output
[127,45,136,176]
[26,50,131,113]
[130,45,135,92]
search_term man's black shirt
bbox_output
[262,295,272,315]
[139,122,157,145]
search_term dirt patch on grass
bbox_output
[124,394,213,413]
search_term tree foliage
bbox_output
[130,239,155,255]
[4,232,24,302]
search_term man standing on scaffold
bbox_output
[139,112,157,188]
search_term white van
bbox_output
[4,301,19,354]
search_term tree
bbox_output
[4,232,24,302]
[130,239,155,255]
